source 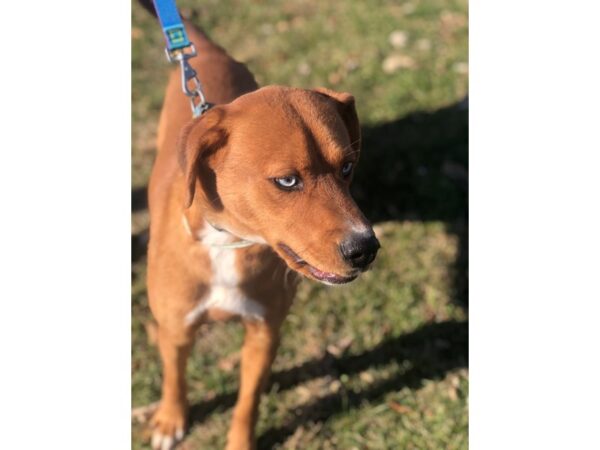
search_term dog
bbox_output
[141,6,380,449]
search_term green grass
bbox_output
[132,0,468,448]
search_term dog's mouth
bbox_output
[277,243,358,285]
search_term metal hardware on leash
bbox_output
[152,0,212,117]
[166,45,210,117]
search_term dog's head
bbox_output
[179,86,379,284]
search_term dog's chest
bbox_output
[185,225,266,325]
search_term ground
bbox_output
[132,0,468,448]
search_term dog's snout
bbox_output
[339,232,380,270]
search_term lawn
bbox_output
[132,0,468,448]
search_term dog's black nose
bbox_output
[340,232,380,270]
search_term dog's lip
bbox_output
[277,243,358,284]
[306,265,358,284]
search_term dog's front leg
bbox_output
[226,319,282,450]
[151,327,193,450]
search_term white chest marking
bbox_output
[185,223,265,325]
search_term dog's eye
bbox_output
[274,176,301,190]
[341,162,354,177]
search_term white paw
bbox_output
[151,428,184,450]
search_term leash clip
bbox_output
[166,44,210,117]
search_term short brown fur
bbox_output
[146,19,377,450]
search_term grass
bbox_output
[132,0,468,448]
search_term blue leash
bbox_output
[152,0,213,117]
[152,0,190,51]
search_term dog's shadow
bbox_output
[186,319,467,449]
[354,98,468,310]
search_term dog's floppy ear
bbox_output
[177,107,229,208]
[313,87,361,153]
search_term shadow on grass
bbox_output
[132,186,148,212]
[353,98,468,308]
[132,186,149,266]
[184,319,467,448]
[354,100,468,223]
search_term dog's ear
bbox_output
[177,107,229,208]
[313,87,361,153]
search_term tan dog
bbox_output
[145,16,380,450]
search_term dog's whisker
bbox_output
[341,139,362,154]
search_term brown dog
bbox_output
[144,15,380,450]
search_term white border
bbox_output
[0,1,131,448]
[471,0,600,448]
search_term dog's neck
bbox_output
[182,215,257,249]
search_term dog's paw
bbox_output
[150,404,186,450]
